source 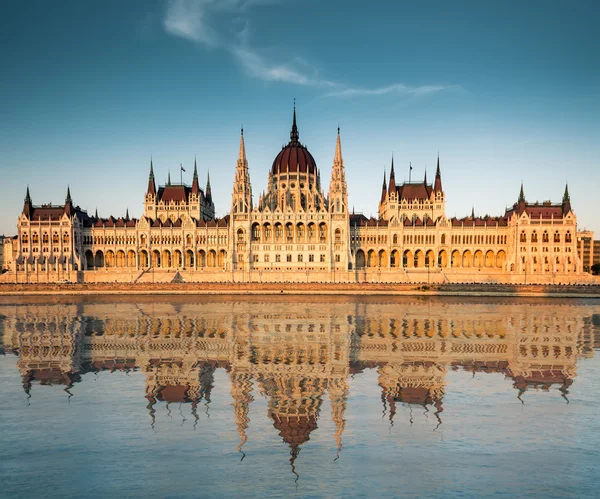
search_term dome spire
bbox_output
[290,99,299,144]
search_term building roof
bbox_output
[271,107,318,176]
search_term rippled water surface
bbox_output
[1,295,599,498]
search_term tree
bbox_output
[591,263,600,275]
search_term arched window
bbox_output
[565,231,572,243]
[441,234,446,244]
[554,231,560,243]
[542,231,549,243]
[531,231,538,243]
[520,231,526,243]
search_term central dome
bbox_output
[271,108,317,176]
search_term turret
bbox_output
[328,127,348,214]
[64,186,73,217]
[147,158,156,195]
[191,157,200,195]
[23,186,32,218]
[206,171,212,205]
[231,127,252,214]
[434,154,443,192]
[562,184,571,214]
[380,169,387,204]
[388,156,396,195]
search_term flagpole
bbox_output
[180,163,183,185]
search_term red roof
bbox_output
[158,185,189,203]
[397,182,433,201]
[271,143,317,176]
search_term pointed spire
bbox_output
[388,155,396,194]
[126,208,130,220]
[333,126,342,165]
[191,156,200,194]
[95,207,98,219]
[167,170,171,186]
[206,171,212,205]
[518,182,525,203]
[562,183,571,213]
[66,186,72,204]
[23,185,32,217]
[290,99,299,144]
[424,168,427,185]
[380,168,387,204]
[238,127,247,164]
[471,206,475,218]
[434,153,443,192]
[147,157,156,195]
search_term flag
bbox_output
[181,164,186,172]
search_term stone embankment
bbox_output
[0,282,599,298]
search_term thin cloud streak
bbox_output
[162,0,461,98]
[324,83,465,98]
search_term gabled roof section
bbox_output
[396,182,433,202]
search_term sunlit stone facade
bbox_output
[6,107,587,283]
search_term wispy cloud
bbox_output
[162,0,462,98]
[163,0,219,46]
[324,83,464,98]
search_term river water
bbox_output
[0,295,599,498]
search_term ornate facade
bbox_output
[6,106,587,283]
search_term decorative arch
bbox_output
[403,249,413,268]
[367,249,376,267]
[152,250,160,268]
[218,249,226,267]
[140,250,149,268]
[390,249,400,268]
[462,250,472,267]
[105,250,115,268]
[173,249,182,268]
[198,250,206,267]
[451,250,461,268]
[425,250,435,267]
[378,249,388,267]
[162,249,172,268]
[208,250,217,267]
[85,250,94,269]
[356,249,366,269]
[485,250,495,268]
[186,249,194,268]
[127,250,136,267]
[438,250,448,268]
[473,250,484,268]
[116,250,126,268]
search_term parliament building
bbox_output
[5,107,587,284]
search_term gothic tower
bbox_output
[328,128,351,270]
[230,128,253,270]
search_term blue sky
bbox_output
[1,0,599,235]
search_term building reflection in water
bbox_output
[2,298,598,473]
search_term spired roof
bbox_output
[271,106,318,176]
[396,182,433,201]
